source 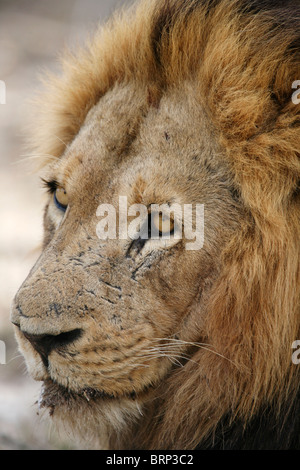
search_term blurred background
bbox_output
[0,0,132,450]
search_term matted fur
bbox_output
[13,0,300,449]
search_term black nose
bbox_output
[22,329,82,367]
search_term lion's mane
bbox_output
[26,0,300,449]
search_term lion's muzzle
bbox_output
[20,328,82,368]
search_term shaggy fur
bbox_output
[12,0,300,449]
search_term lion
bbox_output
[11,0,300,450]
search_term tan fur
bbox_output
[12,0,300,449]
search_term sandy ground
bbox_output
[0,0,129,450]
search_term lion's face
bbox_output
[9,0,300,450]
[11,81,240,443]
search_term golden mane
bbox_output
[27,0,300,448]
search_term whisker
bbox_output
[167,356,185,367]
[19,153,58,160]
[5,354,24,366]
[135,401,144,416]
[151,337,240,369]
[13,154,59,166]
[135,351,197,367]
[153,337,215,348]
[53,134,68,149]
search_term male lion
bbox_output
[11,0,300,449]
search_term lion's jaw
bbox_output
[11,82,240,448]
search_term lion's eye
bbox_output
[54,187,68,212]
[151,212,175,236]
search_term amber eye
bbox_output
[151,212,175,236]
[54,187,68,212]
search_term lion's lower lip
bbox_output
[38,379,138,414]
[80,387,136,401]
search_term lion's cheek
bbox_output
[47,351,172,397]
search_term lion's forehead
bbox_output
[48,82,223,211]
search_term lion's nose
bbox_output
[21,329,82,367]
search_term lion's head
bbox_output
[11,0,300,450]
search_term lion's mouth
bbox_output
[38,379,141,415]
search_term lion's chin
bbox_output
[37,379,145,449]
[38,379,139,415]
